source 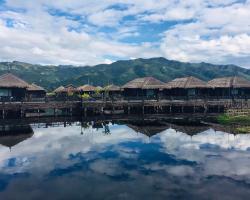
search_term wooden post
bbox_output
[70,107,73,116]
[128,106,130,114]
[84,107,87,117]
[21,109,24,118]
[2,109,5,119]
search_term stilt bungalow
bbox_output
[164,76,207,99]
[53,85,77,97]
[122,77,165,100]
[77,84,97,95]
[27,83,46,100]
[0,73,30,101]
[207,76,250,99]
[103,84,122,100]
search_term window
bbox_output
[188,89,196,96]
[0,89,11,97]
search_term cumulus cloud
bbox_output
[0,0,249,67]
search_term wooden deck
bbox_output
[0,98,249,119]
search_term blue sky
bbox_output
[0,0,250,68]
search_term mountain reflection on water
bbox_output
[0,121,250,200]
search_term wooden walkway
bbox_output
[0,99,249,119]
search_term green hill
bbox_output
[0,58,249,91]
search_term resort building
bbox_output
[0,73,46,101]
[103,84,122,100]
[27,83,46,99]
[53,85,77,97]
[207,76,250,98]
[0,73,30,101]
[122,77,165,99]
[164,76,207,99]
[77,84,97,95]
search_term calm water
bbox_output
[1,121,250,200]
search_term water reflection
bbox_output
[0,120,250,200]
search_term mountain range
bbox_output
[0,57,249,91]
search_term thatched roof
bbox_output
[0,73,30,88]
[122,77,165,89]
[54,85,77,93]
[208,76,250,88]
[27,83,46,92]
[77,84,96,92]
[96,86,103,91]
[54,86,65,93]
[104,84,121,91]
[63,84,78,92]
[165,76,207,89]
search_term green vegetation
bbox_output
[236,126,250,134]
[1,58,250,91]
[217,114,250,134]
[217,114,250,125]
[81,93,90,100]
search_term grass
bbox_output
[217,114,250,125]
[236,126,250,134]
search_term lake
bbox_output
[0,120,250,200]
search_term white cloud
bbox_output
[0,0,249,67]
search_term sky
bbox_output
[0,0,250,68]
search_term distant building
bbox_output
[103,84,122,100]
[77,84,97,95]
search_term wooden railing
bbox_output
[0,94,250,103]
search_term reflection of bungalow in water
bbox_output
[0,124,34,149]
[207,76,250,99]
[170,124,210,136]
[127,124,169,137]
[122,77,165,100]
[104,84,122,100]
[0,73,46,101]
[27,83,46,99]
[164,76,207,99]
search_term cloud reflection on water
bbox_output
[0,123,250,200]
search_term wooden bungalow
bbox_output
[27,83,46,99]
[164,76,207,99]
[54,86,65,93]
[53,85,78,97]
[207,76,250,99]
[103,84,122,100]
[0,73,30,101]
[77,84,97,95]
[122,77,165,100]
